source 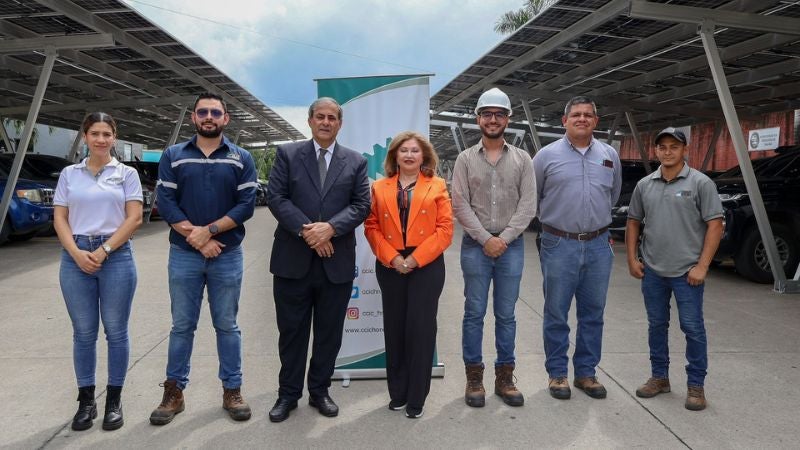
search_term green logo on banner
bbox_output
[364,137,391,179]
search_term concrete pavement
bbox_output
[1,207,798,449]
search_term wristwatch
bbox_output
[102,243,113,255]
[208,223,219,235]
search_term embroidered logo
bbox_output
[226,151,241,161]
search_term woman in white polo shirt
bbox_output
[53,112,143,431]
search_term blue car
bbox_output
[0,177,54,244]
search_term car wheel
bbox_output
[734,224,799,283]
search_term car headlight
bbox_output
[719,193,748,201]
[16,188,42,203]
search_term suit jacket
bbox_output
[364,173,453,268]
[267,140,370,284]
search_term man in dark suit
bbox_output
[266,97,370,422]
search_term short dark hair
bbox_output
[81,112,117,136]
[563,96,598,117]
[193,92,227,113]
[308,97,342,120]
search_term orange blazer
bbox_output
[364,173,453,268]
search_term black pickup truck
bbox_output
[714,145,800,283]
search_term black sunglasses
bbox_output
[195,108,225,119]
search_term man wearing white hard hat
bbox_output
[451,87,537,409]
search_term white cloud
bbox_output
[272,106,309,139]
[125,0,524,137]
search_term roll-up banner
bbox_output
[316,74,443,380]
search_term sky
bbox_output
[123,0,524,138]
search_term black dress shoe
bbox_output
[268,398,297,423]
[308,394,339,417]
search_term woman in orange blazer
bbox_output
[364,131,453,419]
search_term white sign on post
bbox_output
[748,127,781,151]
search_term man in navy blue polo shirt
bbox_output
[150,92,257,425]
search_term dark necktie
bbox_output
[318,148,328,185]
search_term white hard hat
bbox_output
[474,87,513,116]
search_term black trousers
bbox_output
[274,255,352,401]
[375,252,445,409]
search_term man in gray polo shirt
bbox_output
[625,127,723,411]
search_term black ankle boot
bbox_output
[72,386,97,431]
[102,385,124,430]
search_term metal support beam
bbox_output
[449,124,464,154]
[520,98,542,154]
[456,124,469,151]
[625,111,652,174]
[234,129,243,145]
[0,115,15,153]
[607,112,622,146]
[0,95,196,115]
[698,21,788,292]
[630,0,800,35]
[433,0,629,113]
[168,106,188,147]
[700,121,723,171]
[0,48,56,235]
[68,130,83,162]
[0,33,113,53]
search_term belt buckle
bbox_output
[577,232,590,241]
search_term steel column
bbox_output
[699,21,787,292]
[700,121,723,171]
[0,116,15,153]
[449,124,464,153]
[0,48,57,234]
[67,129,83,162]
[167,106,187,147]
[607,112,623,146]
[625,112,653,173]
[520,98,542,153]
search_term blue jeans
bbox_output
[641,266,707,387]
[540,231,613,378]
[60,235,137,387]
[166,244,244,390]
[461,235,524,366]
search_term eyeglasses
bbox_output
[195,108,225,119]
[479,111,509,120]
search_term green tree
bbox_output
[249,147,276,180]
[494,0,554,34]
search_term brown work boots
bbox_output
[636,377,671,398]
[149,379,184,425]
[223,387,252,421]
[636,377,706,411]
[494,364,524,406]
[464,363,486,407]
[685,386,707,411]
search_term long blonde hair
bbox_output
[383,131,438,178]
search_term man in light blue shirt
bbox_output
[533,96,621,400]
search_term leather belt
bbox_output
[542,224,608,241]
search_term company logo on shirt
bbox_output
[226,151,241,161]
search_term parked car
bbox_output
[0,153,71,187]
[714,145,800,283]
[255,179,268,206]
[0,154,70,236]
[0,177,54,245]
[123,161,159,220]
[608,160,659,238]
